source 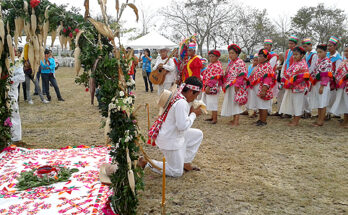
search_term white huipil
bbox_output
[153,56,176,95]
[148,95,203,177]
[8,58,25,142]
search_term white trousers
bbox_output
[158,82,174,95]
[148,128,203,177]
[9,85,22,142]
[279,89,305,116]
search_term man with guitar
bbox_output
[153,47,176,95]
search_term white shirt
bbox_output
[306,49,318,74]
[269,55,277,69]
[156,96,196,150]
[153,56,176,83]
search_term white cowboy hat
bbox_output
[157,85,178,115]
[99,163,118,185]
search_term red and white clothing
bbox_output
[309,57,332,109]
[221,58,247,116]
[182,55,203,82]
[201,61,223,111]
[280,59,310,116]
[149,94,203,177]
[330,60,348,115]
[247,62,276,110]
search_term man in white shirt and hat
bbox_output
[141,76,204,177]
[153,47,176,95]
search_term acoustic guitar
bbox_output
[149,49,177,85]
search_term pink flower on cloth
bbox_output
[4,117,12,127]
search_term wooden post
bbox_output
[161,157,166,215]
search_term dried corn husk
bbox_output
[24,20,31,38]
[87,18,114,39]
[84,0,90,19]
[43,21,49,47]
[126,148,132,170]
[67,37,72,50]
[116,0,119,13]
[33,36,40,73]
[44,6,50,19]
[59,35,64,49]
[24,1,29,14]
[104,109,111,144]
[63,36,68,50]
[126,3,139,22]
[14,32,19,49]
[0,19,5,42]
[98,34,102,50]
[24,43,29,60]
[28,42,34,74]
[17,17,24,36]
[75,30,84,47]
[14,17,20,48]
[0,41,3,59]
[74,46,81,76]
[7,34,15,63]
[31,8,37,34]
[127,170,135,195]
[5,57,10,72]
[50,30,57,47]
[38,34,44,62]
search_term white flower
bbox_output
[127,97,133,104]
[125,136,130,143]
[119,91,125,97]
[123,98,128,104]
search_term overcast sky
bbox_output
[50,0,348,35]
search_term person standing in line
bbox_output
[277,35,299,118]
[126,47,138,81]
[221,44,248,126]
[40,50,64,101]
[309,44,332,126]
[153,47,176,95]
[302,38,318,118]
[247,49,276,126]
[330,45,348,128]
[326,36,343,115]
[279,46,310,126]
[140,49,153,93]
[201,50,224,124]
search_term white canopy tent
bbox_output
[18,36,61,48]
[126,32,177,49]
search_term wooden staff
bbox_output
[161,157,166,215]
[146,103,150,132]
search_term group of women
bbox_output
[198,36,348,128]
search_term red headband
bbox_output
[208,50,221,57]
[228,44,241,54]
[298,46,305,52]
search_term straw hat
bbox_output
[99,163,118,185]
[158,85,177,115]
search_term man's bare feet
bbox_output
[313,122,323,127]
[137,157,148,169]
[184,163,200,172]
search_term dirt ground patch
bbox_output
[19,67,348,214]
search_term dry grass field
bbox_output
[19,67,348,215]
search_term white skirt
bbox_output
[309,83,330,109]
[246,84,272,110]
[329,88,348,115]
[279,89,305,116]
[202,92,219,111]
[221,86,243,116]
